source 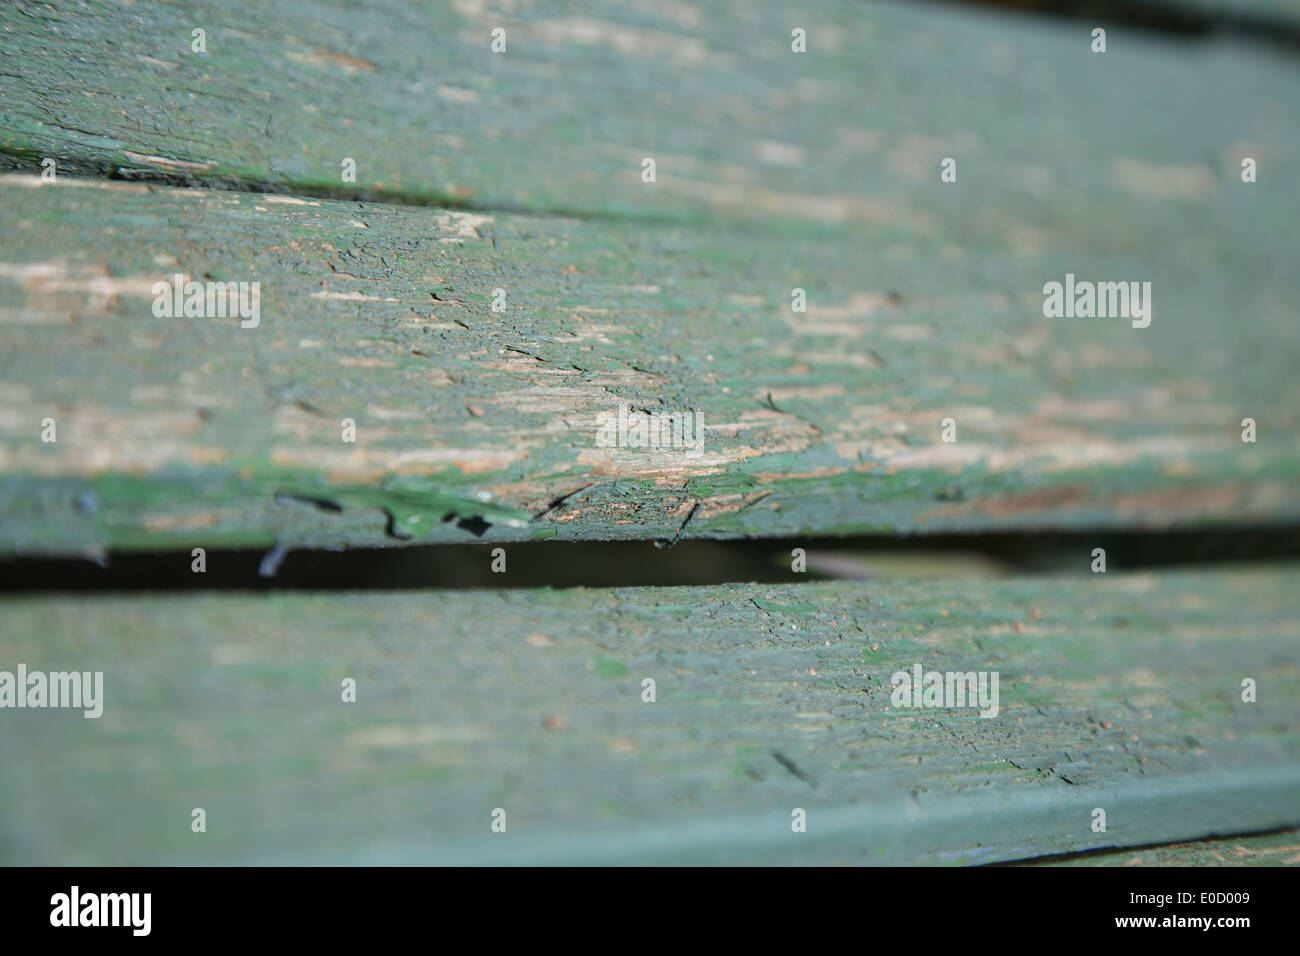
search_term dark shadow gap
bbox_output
[1,526,1297,593]
[988,823,1300,866]
[0,153,728,229]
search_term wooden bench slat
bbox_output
[1,175,1297,552]
[1,567,1296,864]
[5,1,1300,552]
[2,0,1298,232]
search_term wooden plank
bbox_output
[1,567,1297,864]
[1,174,1298,553]
[2,0,1298,234]
[1021,828,1300,865]
[7,172,1300,556]
[3,1,1298,552]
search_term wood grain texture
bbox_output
[1,567,1297,864]
[2,1,1300,554]
[2,171,1298,553]
[3,1,1299,552]
[3,0,1299,232]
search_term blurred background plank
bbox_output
[1,567,1297,864]
[2,0,1298,233]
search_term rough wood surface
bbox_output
[1,567,1296,864]
[3,0,1299,231]
[2,171,1298,553]
[3,0,1299,553]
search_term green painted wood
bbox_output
[2,0,1299,235]
[3,1,1299,552]
[1023,828,1300,865]
[2,173,1297,553]
[2,172,1298,553]
[1,567,1297,864]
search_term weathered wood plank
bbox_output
[2,0,1298,235]
[3,0,1299,552]
[1,567,1296,864]
[1,174,1297,553]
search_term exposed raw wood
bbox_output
[3,0,1299,553]
[2,0,1296,875]
[1,568,1296,864]
[1,174,1297,552]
